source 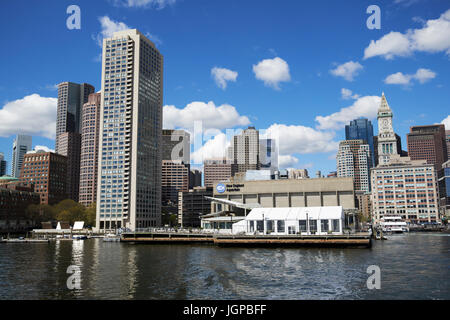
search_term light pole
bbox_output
[230,213,233,233]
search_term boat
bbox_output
[72,235,88,240]
[380,216,409,234]
[103,233,121,242]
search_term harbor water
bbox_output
[0,233,449,299]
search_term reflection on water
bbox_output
[0,233,449,300]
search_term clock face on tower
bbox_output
[382,119,389,130]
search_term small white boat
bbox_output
[103,233,120,242]
[72,235,88,240]
[380,216,409,233]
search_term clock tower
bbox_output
[377,92,398,165]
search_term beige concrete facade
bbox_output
[79,93,101,207]
[211,177,356,213]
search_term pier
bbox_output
[121,232,214,244]
[120,231,372,248]
[0,238,49,243]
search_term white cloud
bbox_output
[0,94,57,139]
[96,16,130,46]
[394,0,420,7]
[364,32,412,60]
[441,115,450,130]
[267,124,338,155]
[28,145,55,154]
[163,101,250,130]
[113,0,176,9]
[315,95,381,130]
[341,88,360,100]
[414,68,437,83]
[384,68,436,85]
[190,122,339,168]
[384,72,413,85]
[211,67,238,90]
[43,84,58,91]
[253,57,291,90]
[279,155,299,168]
[330,61,363,81]
[191,133,230,164]
[364,9,450,59]
[95,16,161,47]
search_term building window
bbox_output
[266,220,274,233]
[288,226,296,235]
[309,220,317,234]
[321,220,329,233]
[299,220,307,233]
[277,220,285,233]
[256,220,264,232]
[331,219,340,232]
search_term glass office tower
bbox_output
[11,134,32,178]
[345,118,375,167]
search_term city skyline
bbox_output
[1,2,450,305]
[0,1,449,176]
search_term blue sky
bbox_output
[0,0,449,175]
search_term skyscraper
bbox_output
[445,130,450,160]
[56,82,94,202]
[161,129,191,216]
[0,152,6,176]
[438,160,450,218]
[11,134,32,178]
[345,118,375,167]
[79,93,101,206]
[259,138,278,172]
[228,126,260,175]
[162,160,189,214]
[407,124,448,170]
[162,129,190,164]
[55,82,94,152]
[96,29,163,231]
[57,132,81,201]
[377,93,398,165]
[336,139,371,192]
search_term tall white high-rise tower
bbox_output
[227,127,260,175]
[96,29,163,231]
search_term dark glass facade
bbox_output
[345,118,375,167]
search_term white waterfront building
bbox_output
[231,206,345,235]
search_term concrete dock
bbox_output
[120,232,371,248]
[121,232,214,244]
[0,239,50,243]
[214,234,371,248]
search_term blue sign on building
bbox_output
[216,183,226,193]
